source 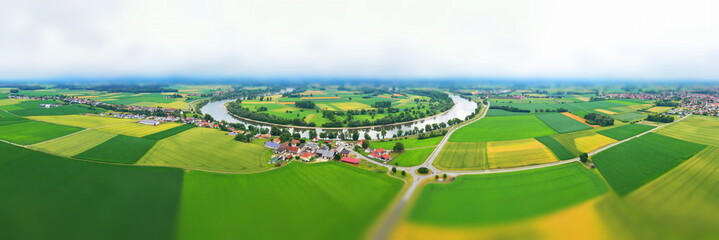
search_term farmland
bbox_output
[0,110,28,126]
[550,128,618,155]
[536,113,592,133]
[486,109,531,116]
[654,115,719,147]
[0,99,104,116]
[487,138,557,168]
[138,128,270,172]
[408,163,607,226]
[597,123,655,140]
[450,115,557,142]
[592,133,706,195]
[434,142,487,170]
[626,146,719,239]
[0,142,183,240]
[74,135,157,164]
[489,100,629,112]
[611,112,646,122]
[30,130,117,157]
[178,161,403,240]
[27,114,136,128]
[98,122,183,137]
[535,135,576,160]
[390,147,435,167]
[142,124,195,140]
[370,136,443,149]
[0,121,83,145]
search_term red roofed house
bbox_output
[381,154,391,160]
[291,139,301,146]
[273,138,281,143]
[258,134,272,139]
[299,152,313,161]
[341,157,360,164]
[287,146,300,154]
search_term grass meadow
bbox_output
[434,142,487,170]
[592,133,706,195]
[390,147,435,167]
[655,115,719,147]
[74,135,157,164]
[30,129,117,157]
[536,113,592,133]
[611,112,647,122]
[1,100,103,116]
[450,115,557,142]
[486,109,531,117]
[597,123,655,140]
[408,162,607,226]
[0,142,183,240]
[0,121,83,145]
[138,128,270,172]
[0,110,29,126]
[178,161,403,240]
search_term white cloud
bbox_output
[1,0,718,80]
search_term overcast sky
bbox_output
[1,0,718,81]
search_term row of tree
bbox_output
[646,114,674,123]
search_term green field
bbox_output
[0,99,104,116]
[75,135,157,164]
[434,142,487,170]
[597,123,655,140]
[0,142,183,240]
[0,110,29,126]
[549,128,618,155]
[408,162,607,226]
[178,161,403,240]
[370,136,443,149]
[0,121,83,145]
[593,133,706,195]
[612,112,647,122]
[27,114,136,128]
[535,113,592,133]
[138,128,270,172]
[486,109,531,116]
[654,115,719,147]
[142,124,195,140]
[450,115,557,142]
[98,122,183,137]
[535,135,576,160]
[626,146,719,239]
[490,100,629,112]
[390,147,435,167]
[30,130,117,157]
[486,138,557,168]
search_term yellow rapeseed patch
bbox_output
[573,134,616,153]
[487,138,557,168]
[594,109,616,115]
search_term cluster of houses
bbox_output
[263,139,361,165]
[9,95,184,113]
[39,103,62,108]
[365,148,393,161]
[605,91,719,117]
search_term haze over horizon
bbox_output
[2,0,719,81]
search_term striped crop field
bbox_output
[561,112,599,127]
[597,124,655,141]
[30,129,117,157]
[138,128,270,172]
[654,115,719,147]
[97,122,183,137]
[27,114,136,128]
[626,146,719,238]
[536,113,592,133]
[487,138,557,168]
[593,133,706,195]
[434,142,487,170]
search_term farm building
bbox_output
[299,152,313,161]
[316,149,336,159]
[138,119,161,126]
[264,142,280,149]
[340,157,360,164]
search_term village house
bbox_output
[340,157,360,164]
[299,152,313,162]
[264,141,280,149]
[368,148,392,161]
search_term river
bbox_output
[200,94,478,140]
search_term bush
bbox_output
[418,167,429,174]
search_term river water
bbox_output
[200,94,478,140]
